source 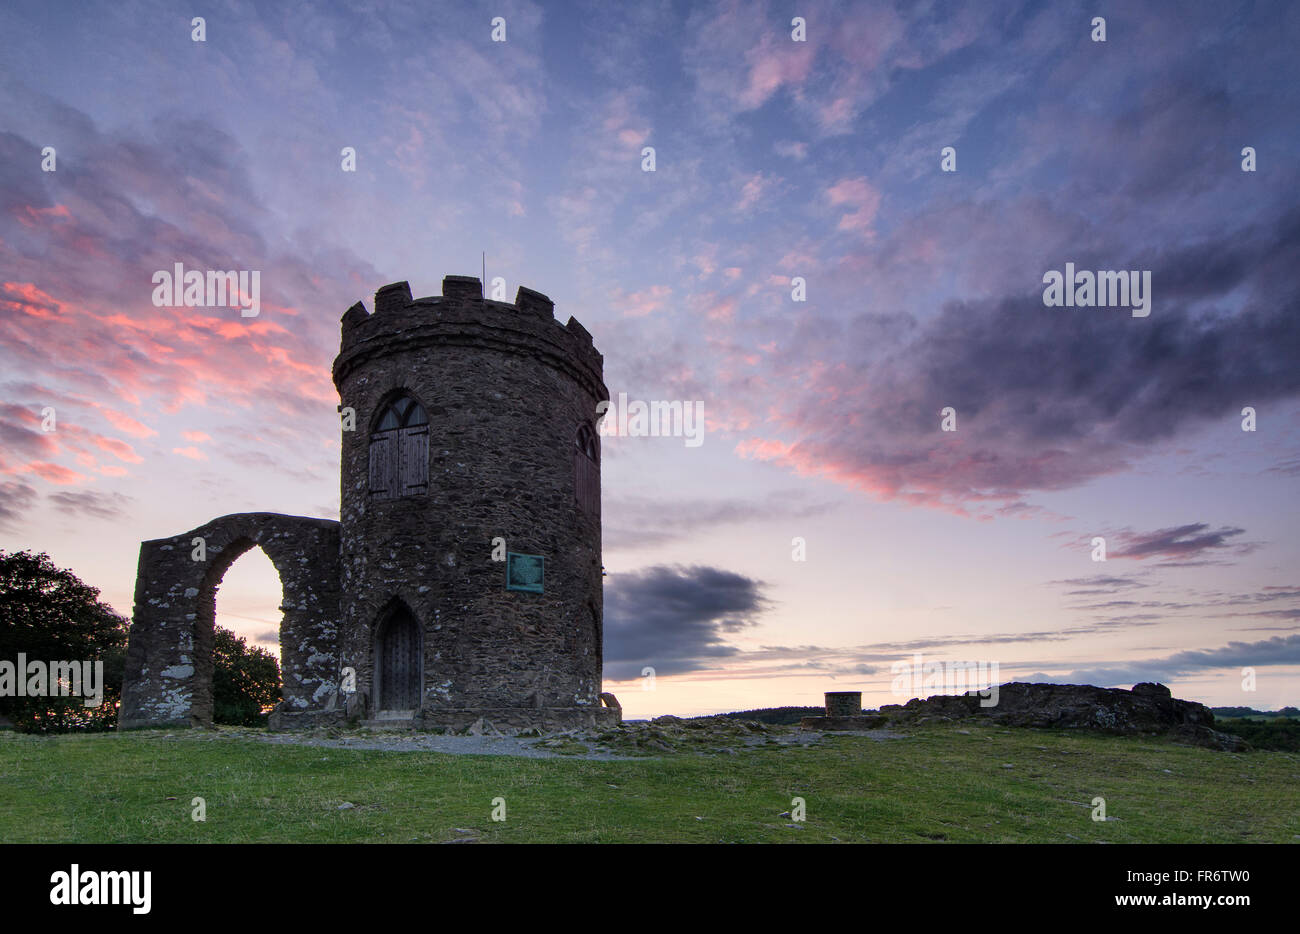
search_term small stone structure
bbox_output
[800,690,886,731]
[119,276,620,732]
[824,691,863,717]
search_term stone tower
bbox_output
[117,274,616,732]
[332,275,615,729]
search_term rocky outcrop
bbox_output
[879,682,1249,751]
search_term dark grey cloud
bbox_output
[46,489,132,521]
[603,564,771,679]
[0,480,38,530]
[0,404,54,458]
[737,200,1300,514]
[1109,523,1256,563]
[1269,457,1300,477]
[1054,575,1149,596]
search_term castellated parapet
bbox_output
[119,274,617,732]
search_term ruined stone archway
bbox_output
[118,513,341,729]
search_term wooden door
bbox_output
[378,609,420,710]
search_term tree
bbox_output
[212,626,282,726]
[0,550,128,732]
[0,550,282,731]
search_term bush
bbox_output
[212,626,282,727]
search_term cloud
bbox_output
[46,489,132,521]
[1107,523,1257,564]
[773,140,808,160]
[614,284,672,319]
[825,176,881,236]
[0,107,380,495]
[1052,575,1149,596]
[734,207,1300,516]
[0,480,38,530]
[1022,634,1300,687]
[26,462,84,485]
[603,564,772,679]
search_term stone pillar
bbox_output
[825,691,862,717]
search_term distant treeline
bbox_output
[1215,719,1300,752]
[707,706,826,725]
[1211,706,1300,719]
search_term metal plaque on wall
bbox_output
[505,553,545,593]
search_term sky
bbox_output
[1,0,1297,718]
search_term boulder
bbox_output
[880,682,1248,751]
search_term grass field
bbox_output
[2,722,1297,843]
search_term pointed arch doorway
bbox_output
[375,606,422,713]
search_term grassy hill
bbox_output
[2,720,1297,843]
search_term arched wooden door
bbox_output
[377,608,421,711]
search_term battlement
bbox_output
[334,275,605,399]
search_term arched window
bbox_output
[574,422,599,513]
[369,394,429,499]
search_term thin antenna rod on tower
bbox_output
[482,251,486,285]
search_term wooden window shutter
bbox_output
[369,432,393,498]
[575,450,599,514]
[574,423,599,514]
[399,425,428,495]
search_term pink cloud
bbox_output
[172,446,207,461]
[26,461,85,485]
[92,404,157,439]
[12,203,72,229]
[92,436,142,464]
[817,96,855,131]
[826,177,882,235]
[736,173,770,211]
[774,140,808,160]
[706,297,738,323]
[740,37,816,109]
[619,285,673,319]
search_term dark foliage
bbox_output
[212,626,281,727]
[0,550,127,732]
[1216,719,1300,752]
[1,550,282,731]
[704,706,826,725]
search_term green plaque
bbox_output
[506,553,545,593]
